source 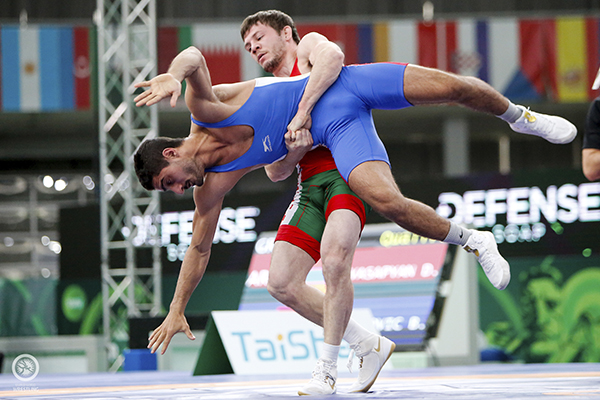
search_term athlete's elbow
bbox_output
[331,47,344,66]
[182,46,205,65]
[266,169,289,182]
[322,43,344,68]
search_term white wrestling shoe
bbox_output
[298,358,337,396]
[463,230,510,290]
[509,105,577,144]
[347,335,396,393]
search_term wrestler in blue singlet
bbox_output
[193,63,412,181]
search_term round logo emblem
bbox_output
[12,354,39,382]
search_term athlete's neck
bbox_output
[271,47,298,78]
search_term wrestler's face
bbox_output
[243,22,286,73]
[153,152,204,194]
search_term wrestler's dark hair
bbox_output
[134,137,184,191]
[240,10,300,45]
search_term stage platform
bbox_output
[0,362,599,399]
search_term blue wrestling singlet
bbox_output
[193,74,309,173]
[193,63,412,180]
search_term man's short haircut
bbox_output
[240,10,300,45]
[134,137,184,191]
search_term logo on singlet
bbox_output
[263,135,272,152]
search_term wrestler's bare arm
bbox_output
[134,46,245,125]
[134,46,216,107]
[148,169,249,354]
[264,32,343,181]
[288,32,344,132]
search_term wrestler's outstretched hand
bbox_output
[134,73,182,108]
[147,310,195,355]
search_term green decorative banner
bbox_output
[480,255,600,363]
[0,278,57,337]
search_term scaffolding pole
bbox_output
[96,0,161,371]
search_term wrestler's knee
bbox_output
[267,275,298,304]
[320,252,352,284]
[365,185,411,220]
[430,72,480,103]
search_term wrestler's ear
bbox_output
[282,25,292,40]
[162,148,179,159]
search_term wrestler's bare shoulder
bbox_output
[212,80,256,105]
[193,167,256,204]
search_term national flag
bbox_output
[39,26,74,111]
[482,16,600,102]
[416,20,457,72]
[0,24,91,112]
[554,17,589,102]
[191,23,258,82]
[387,19,417,64]
[73,26,91,109]
[454,19,483,77]
[357,23,374,64]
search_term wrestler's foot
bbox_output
[509,105,577,144]
[298,358,337,396]
[463,230,510,290]
[348,334,395,393]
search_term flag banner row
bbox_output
[1,16,598,112]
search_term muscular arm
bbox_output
[134,46,236,124]
[264,32,343,181]
[134,46,214,106]
[148,169,248,354]
[287,32,344,132]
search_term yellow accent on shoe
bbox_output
[523,109,536,123]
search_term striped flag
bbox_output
[387,20,417,63]
[191,23,259,82]
[0,24,91,112]
[554,17,590,102]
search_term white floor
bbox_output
[0,362,599,399]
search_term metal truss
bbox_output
[96,0,161,371]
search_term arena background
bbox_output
[0,0,599,387]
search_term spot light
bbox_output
[48,241,62,254]
[83,175,95,190]
[54,178,67,192]
[43,175,54,188]
[423,1,434,23]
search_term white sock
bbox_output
[321,342,340,363]
[343,319,374,346]
[443,222,471,246]
[497,101,523,123]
